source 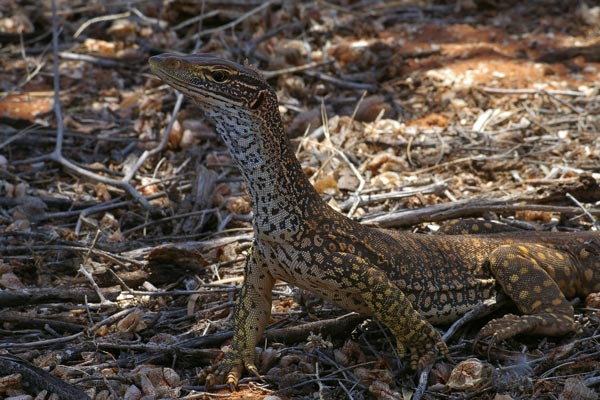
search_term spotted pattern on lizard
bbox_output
[149,54,600,390]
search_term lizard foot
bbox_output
[200,348,261,391]
[398,327,448,371]
[475,312,578,350]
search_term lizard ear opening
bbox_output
[249,90,266,110]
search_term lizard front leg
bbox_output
[204,247,275,390]
[325,253,448,370]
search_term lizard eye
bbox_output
[211,70,229,83]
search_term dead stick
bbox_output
[361,199,600,228]
[0,287,121,307]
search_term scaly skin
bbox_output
[149,54,600,389]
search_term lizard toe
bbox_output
[246,362,263,381]
[409,350,420,370]
[404,343,437,372]
[435,336,449,356]
[402,329,446,371]
[200,348,258,391]
[477,312,578,345]
[476,313,523,344]
[395,342,407,359]
[416,350,436,372]
[202,361,244,390]
[473,313,521,354]
[474,312,579,357]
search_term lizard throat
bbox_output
[207,105,328,239]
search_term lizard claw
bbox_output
[246,362,263,381]
[200,348,260,391]
[472,314,514,357]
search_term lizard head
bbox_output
[149,53,276,121]
[149,53,290,174]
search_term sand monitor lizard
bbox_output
[149,54,600,389]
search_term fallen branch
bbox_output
[361,197,600,228]
[0,287,121,307]
[0,354,90,400]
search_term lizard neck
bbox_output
[207,105,328,239]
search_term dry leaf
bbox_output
[167,118,183,149]
[408,112,450,128]
[83,38,118,57]
[95,183,112,203]
[494,394,515,400]
[313,175,338,193]
[0,373,22,393]
[117,309,147,333]
[368,381,402,400]
[225,196,252,214]
[6,218,30,231]
[107,19,137,38]
[447,358,492,390]
[354,95,390,122]
[96,325,109,337]
[558,377,597,400]
[367,152,408,173]
[123,384,142,400]
[288,107,322,137]
[337,167,359,191]
[0,14,33,33]
[515,210,553,223]
[355,367,394,385]
[371,171,401,188]
[0,271,25,289]
[0,93,53,122]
